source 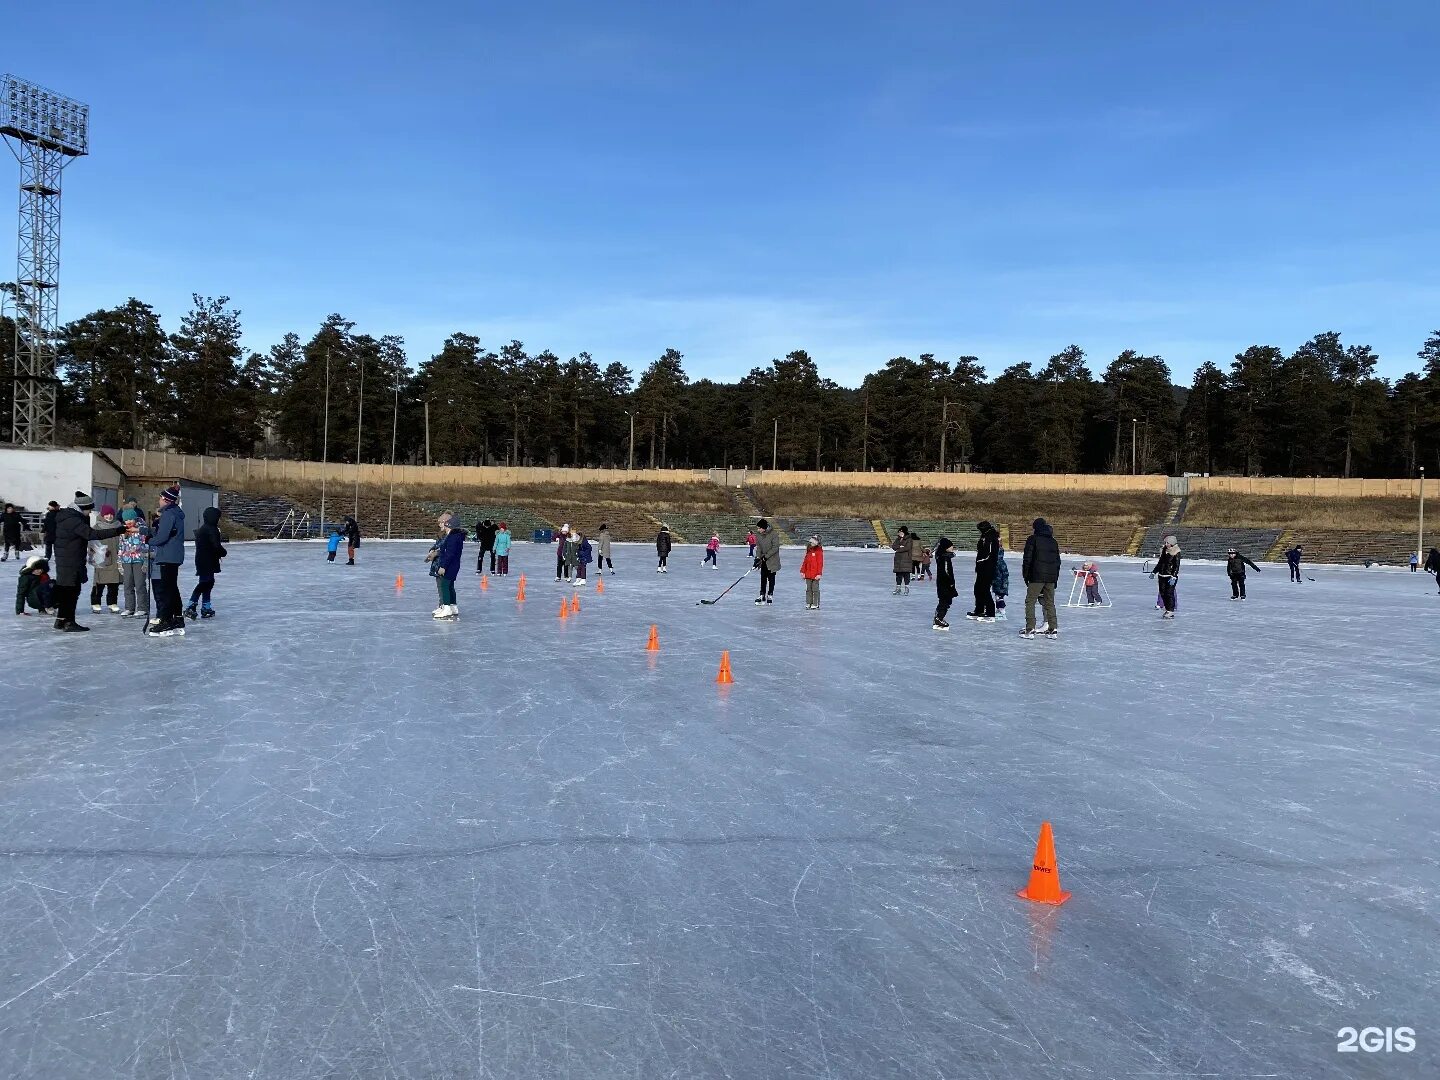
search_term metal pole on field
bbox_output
[772,417,778,471]
[319,348,330,533]
[424,400,431,467]
[624,409,635,470]
[387,370,400,539]
[1419,466,1426,563]
[939,398,949,472]
[353,350,364,518]
[1131,417,1138,475]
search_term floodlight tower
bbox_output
[1,75,89,446]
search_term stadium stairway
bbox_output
[1137,526,1282,561]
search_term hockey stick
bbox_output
[698,565,757,605]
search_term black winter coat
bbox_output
[41,509,57,543]
[1,509,22,543]
[477,520,498,548]
[194,507,228,575]
[935,547,958,601]
[344,518,361,546]
[656,530,672,556]
[975,527,998,577]
[52,508,124,588]
[1021,521,1061,585]
[1226,553,1260,577]
[1425,548,1440,573]
[1154,550,1181,578]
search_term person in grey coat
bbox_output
[891,526,912,594]
[596,524,614,573]
[753,518,781,604]
[49,492,125,633]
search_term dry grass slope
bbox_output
[1185,493,1421,532]
[753,484,1169,526]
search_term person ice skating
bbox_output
[41,501,59,560]
[918,544,933,582]
[430,513,464,619]
[968,520,1000,621]
[1,503,23,561]
[555,524,572,580]
[326,527,343,562]
[1076,560,1103,606]
[753,519,780,604]
[87,505,123,613]
[147,486,187,637]
[1020,517,1060,638]
[1410,552,1419,572]
[343,516,361,565]
[50,492,125,634]
[495,522,512,575]
[575,530,593,586]
[992,540,1010,619]
[475,517,498,574]
[909,530,925,579]
[184,506,227,620]
[1425,547,1440,592]
[746,529,757,558]
[800,535,824,609]
[703,533,720,568]
[595,523,613,574]
[891,526,912,594]
[15,555,54,616]
[1151,534,1181,619]
[1285,544,1303,583]
[655,524,672,573]
[1226,548,1261,600]
[563,529,581,582]
[118,507,150,619]
[932,536,957,630]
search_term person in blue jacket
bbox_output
[575,530,593,587]
[147,486,187,637]
[494,522,513,576]
[992,540,1011,619]
[1285,544,1303,583]
[430,513,465,620]
[326,528,343,562]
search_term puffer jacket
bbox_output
[891,533,911,575]
[656,529,672,557]
[194,506,227,576]
[993,548,1010,597]
[754,528,781,571]
[89,526,122,585]
[800,544,824,580]
[1021,519,1061,585]
[495,529,512,556]
[596,529,611,558]
[975,523,999,577]
[15,557,50,614]
[53,507,124,588]
[118,514,151,564]
[934,538,958,601]
[150,504,186,565]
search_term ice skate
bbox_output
[108,604,121,613]
[755,596,764,604]
[1041,628,1059,638]
[120,610,135,619]
[892,586,902,595]
[965,612,981,620]
[902,585,910,594]
[932,619,950,631]
[1018,628,1037,638]
[433,605,452,619]
[91,603,101,613]
[201,606,216,619]
[184,604,198,621]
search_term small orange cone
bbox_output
[1016,821,1071,905]
[558,599,569,621]
[395,574,404,590]
[645,625,660,651]
[517,580,527,602]
[569,593,580,614]
[480,574,490,591]
[595,577,605,594]
[715,651,734,685]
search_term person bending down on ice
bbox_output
[15,555,54,616]
[1225,548,1261,600]
[800,535,823,609]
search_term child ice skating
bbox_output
[1226,548,1261,600]
[14,555,53,615]
[932,537,957,630]
[429,514,465,619]
[595,523,613,573]
[563,530,581,583]
[746,529,757,558]
[495,522,512,575]
[800,535,823,609]
[185,507,227,620]
[326,528,343,562]
[1152,535,1181,618]
[703,533,720,568]
[118,507,150,619]
[1079,561,1103,605]
[992,541,1010,619]
[655,525,672,573]
[575,530,592,586]
[555,524,572,580]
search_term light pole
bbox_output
[386,368,400,539]
[1419,466,1426,564]
[1131,417,1138,476]
[319,348,331,533]
[353,351,365,518]
[940,398,950,473]
[772,417,779,471]
[424,399,431,467]
[623,410,635,471]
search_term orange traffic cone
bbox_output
[1016,821,1071,905]
[558,599,569,621]
[519,573,527,586]
[480,574,490,591]
[715,651,734,685]
[570,593,580,614]
[595,577,605,594]
[645,625,660,651]
[517,580,527,602]
[395,574,404,590]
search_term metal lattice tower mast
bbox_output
[1,75,89,446]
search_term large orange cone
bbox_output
[480,574,490,591]
[715,651,735,685]
[558,599,569,621]
[1016,821,1071,905]
[517,580,527,602]
[395,574,404,590]
[645,625,660,652]
[569,593,580,614]
[519,573,527,587]
[595,577,605,594]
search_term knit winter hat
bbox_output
[1163,534,1180,551]
[1032,517,1047,530]
[100,504,116,517]
[73,491,94,511]
[160,485,181,503]
[121,508,139,521]
[756,518,769,530]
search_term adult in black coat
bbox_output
[41,501,59,559]
[1020,517,1061,637]
[1,503,23,561]
[1425,547,1440,592]
[50,492,124,632]
[343,516,361,565]
[969,520,1000,619]
[932,536,958,629]
[185,506,228,618]
[475,518,498,573]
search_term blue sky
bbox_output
[11,1,1440,385]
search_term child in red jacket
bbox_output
[800,536,824,609]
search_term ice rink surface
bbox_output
[2,539,1436,1079]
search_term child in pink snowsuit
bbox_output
[703,534,720,568]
